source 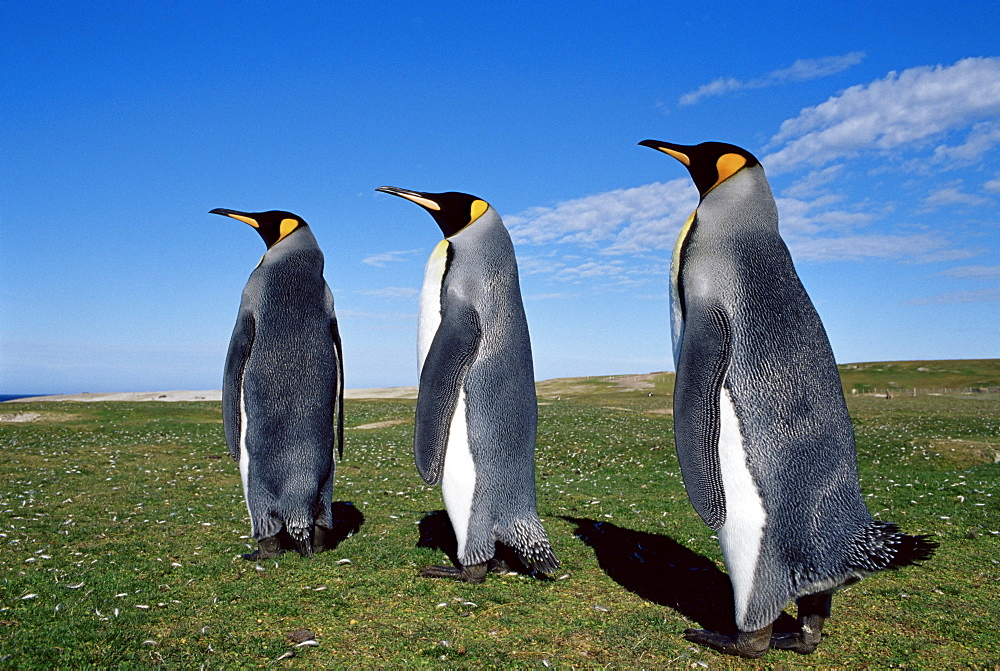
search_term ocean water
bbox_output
[0,394,50,402]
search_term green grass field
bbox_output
[1,362,998,667]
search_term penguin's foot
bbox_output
[769,612,825,654]
[419,562,488,583]
[311,524,332,554]
[770,630,822,654]
[770,592,830,654]
[293,535,314,558]
[684,624,772,659]
[242,535,284,561]
[487,558,510,574]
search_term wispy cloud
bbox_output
[508,178,971,277]
[785,232,974,263]
[361,249,421,267]
[937,264,1000,279]
[505,180,696,253]
[908,288,1000,305]
[337,309,415,322]
[361,286,419,299]
[781,165,846,199]
[764,57,1000,173]
[679,52,866,106]
[920,181,992,211]
[982,172,1000,193]
[523,292,579,301]
[929,121,1000,167]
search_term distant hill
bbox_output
[535,359,1000,400]
[836,359,1000,393]
[5,359,996,404]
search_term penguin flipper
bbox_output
[414,294,482,485]
[673,304,732,529]
[222,309,256,462]
[331,312,345,461]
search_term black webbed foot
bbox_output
[419,562,488,583]
[487,558,510,573]
[684,624,772,659]
[770,592,831,654]
[770,631,821,654]
[311,524,332,554]
[242,535,283,560]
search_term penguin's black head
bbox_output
[210,208,307,248]
[376,186,490,238]
[639,140,761,198]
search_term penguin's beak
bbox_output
[210,208,260,228]
[376,186,442,211]
[639,139,692,166]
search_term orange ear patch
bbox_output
[469,199,489,224]
[277,218,299,242]
[714,153,747,187]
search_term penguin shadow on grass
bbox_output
[243,502,365,560]
[416,510,545,578]
[562,517,798,636]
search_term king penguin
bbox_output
[212,208,344,560]
[638,141,937,658]
[376,186,559,582]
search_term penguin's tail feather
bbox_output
[499,518,560,575]
[285,517,314,557]
[846,521,938,573]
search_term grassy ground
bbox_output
[1,373,998,667]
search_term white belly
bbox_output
[441,390,476,559]
[418,240,449,372]
[715,387,767,629]
[238,385,254,529]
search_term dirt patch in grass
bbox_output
[349,419,411,430]
[609,374,655,392]
[922,438,999,468]
[0,411,79,423]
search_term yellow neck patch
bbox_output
[713,153,747,189]
[431,237,450,256]
[469,199,489,225]
[277,218,299,243]
[672,210,696,276]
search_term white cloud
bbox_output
[679,52,865,106]
[938,264,1000,279]
[361,249,421,267]
[507,173,972,282]
[785,232,973,263]
[908,288,1000,305]
[523,292,579,301]
[505,179,696,252]
[983,173,1000,193]
[337,309,415,322]
[555,260,626,281]
[362,286,419,299]
[764,57,1000,173]
[929,121,1000,166]
[920,182,992,211]
[781,165,846,199]
[776,194,873,236]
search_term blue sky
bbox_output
[2,1,998,394]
